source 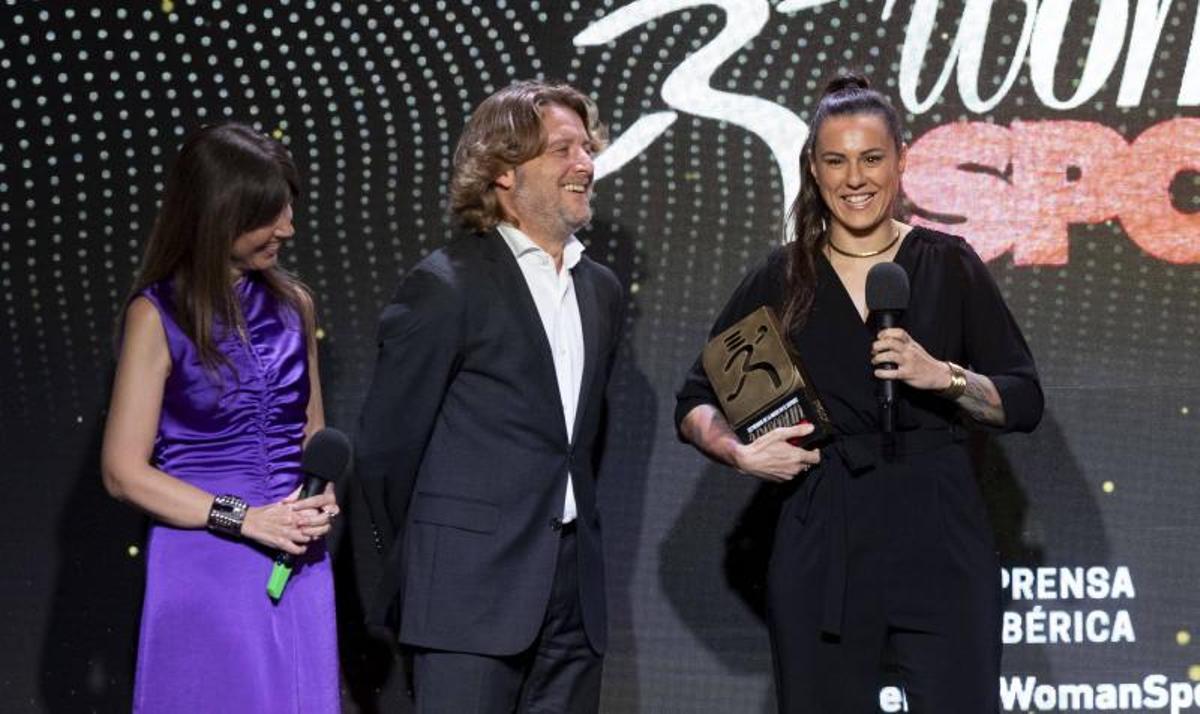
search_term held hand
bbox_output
[240,486,339,555]
[871,328,951,391]
[731,422,821,483]
[289,483,339,542]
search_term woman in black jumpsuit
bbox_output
[676,76,1042,712]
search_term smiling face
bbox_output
[495,102,596,246]
[230,203,295,274]
[809,112,906,241]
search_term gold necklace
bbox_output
[827,229,900,258]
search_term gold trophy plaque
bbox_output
[701,306,832,445]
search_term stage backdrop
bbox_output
[4,1,1200,712]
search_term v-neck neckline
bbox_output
[819,227,917,329]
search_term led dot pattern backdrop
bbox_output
[3,1,1200,712]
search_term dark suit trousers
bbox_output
[412,524,603,714]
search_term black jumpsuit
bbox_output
[676,227,1043,713]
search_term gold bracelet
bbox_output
[940,361,967,400]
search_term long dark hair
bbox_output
[127,122,310,371]
[781,73,905,332]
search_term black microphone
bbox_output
[266,427,352,601]
[865,262,910,434]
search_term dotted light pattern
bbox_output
[0,0,564,425]
[2,1,1199,710]
[2,2,1197,413]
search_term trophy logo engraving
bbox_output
[722,324,783,402]
[702,306,831,445]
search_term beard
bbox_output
[511,180,591,240]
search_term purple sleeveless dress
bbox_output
[132,274,339,714]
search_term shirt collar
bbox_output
[497,222,585,271]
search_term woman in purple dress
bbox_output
[101,123,340,713]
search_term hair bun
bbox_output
[823,73,870,97]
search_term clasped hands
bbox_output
[241,484,340,555]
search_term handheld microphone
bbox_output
[865,262,910,434]
[267,427,352,601]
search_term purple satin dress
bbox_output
[132,274,339,714]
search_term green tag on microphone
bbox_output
[267,561,292,601]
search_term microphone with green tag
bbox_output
[267,427,351,601]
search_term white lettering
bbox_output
[899,0,1037,114]
[1026,605,1047,644]
[1033,683,1057,709]
[776,0,837,9]
[590,112,678,182]
[1096,683,1118,708]
[1118,0,1176,106]
[1000,676,1035,710]
[1180,1,1200,104]
[1059,566,1084,600]
[878,685,907,712]
[1087,566,1110,599]
[576,1,1200,216]
[1013,567,1034,600]
[1119,681,1144,709]
[1002,607,1137,644]
[1002,567,1135,603]
[1047,609,1071,643]
[897,0,961,113]
[1002,610,1023,644]
[998,675,1198,712]
[1085,610,1111,642]
[575,0,806,208]
[1112,609,1136,643]
[1112,566,1137,598]
[1030,0,1128,109]
[1145,674,1170,708]
[1171,681,1196,714]
[1036,566,1056,600]
[1058,683,1095,710]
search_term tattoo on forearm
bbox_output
[683,405,742,469]
[957,372,1005,426]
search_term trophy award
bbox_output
[701,306,832,446]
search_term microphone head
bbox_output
[301,427,352,483]
[866,261,910,312]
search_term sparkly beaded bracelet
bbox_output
[207,494,248,537]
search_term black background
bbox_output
[3,1,1199,711]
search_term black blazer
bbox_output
[356,230,622,656]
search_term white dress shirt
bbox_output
[497,222,585,523]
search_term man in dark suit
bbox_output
[356,80,622,713]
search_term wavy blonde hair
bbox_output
[450,80,608,232]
